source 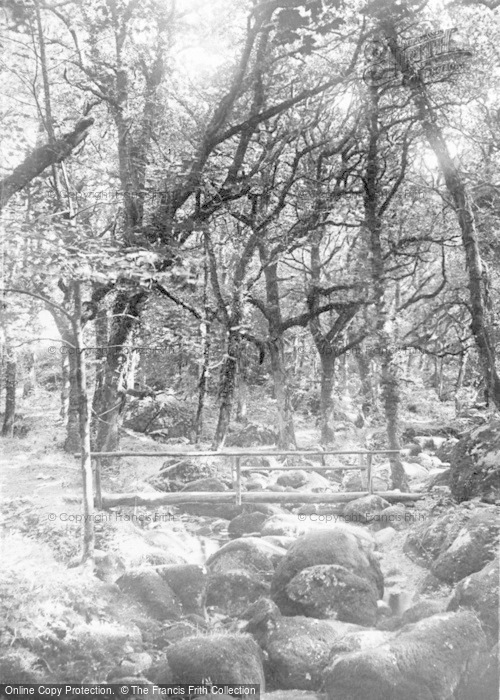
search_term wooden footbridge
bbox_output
[75,449,422,509]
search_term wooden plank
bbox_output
[75,449,401,459]
[100,490,422,508]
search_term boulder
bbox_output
[271,527,383,616]
[206,538,286,580]
[285,564,378,626]
[447,557,499,642]
[402,461,429,481]
[277,470,309,488]
[246,475,270,490]
[261,514,304,537]
[342,495,391,526]
[377,505,407,530]
[342,471,366,492]
[159,458,217,488]
[206,570,270,615]
[436,437,458,463]
[94,550,126,583]
[261,536,295,549]
[324,611,487,700]
[181,477,228,492]
[297,472,332,492]
[431,509,500,583]
[155,564,207,616]
[404,506,493,572]
[455,643,499,700]
[450,420,500,502]
[116,568,182,621]
[326,628,391,661]
[244,598,359,691]
[228,512,268,539]
[166,634,265,686]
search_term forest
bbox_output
[0,0,499,697]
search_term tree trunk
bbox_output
[456,350,468,392]
[60,351,70,424]
[194,319,211,443]
[94,290,145,453]
[398,52,500,410]
[260,253,296,449]
[2,347,17,437]
[62,334,80,453]
[319,349,336,445]
[212,329,240,450]
[72,281,94,563]
[269,337,296,449]
[363,84,408,491]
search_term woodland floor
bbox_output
[0,388,457,682]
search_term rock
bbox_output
[261,535,295,549]
[271,527,383,616]
[402,461,429,481]
[326,628,391,661]
[431,509,500,583]
[156,564,207,616]
[226,422,277,447]
[404,508,471,566]
[400,599,448,626]
[374,527,397,546]
[456,643,499,700]
[377,505,408,530]
[277,470,309,488]
[414,453,436,470]
[94,550,126,583]
[181,477,228,492]
[324,611,487,700]
[107,652,153,681]
[153,621,200,647]
[285,564,378,626]
[297,472,332,492]
[206,537,286,579]
[342,495,390,525]
[436,437,458,463]
[116,568,183,621]
[342,471,366,492]
[246,475,270,490]
[450,420,500,502]
[447,557,499,642]
[206,570,270,615]
[244,598,359,691]
[166,634,265,686]
[228,512,268,539]
[261,514,304,537]
[159,458,217,488]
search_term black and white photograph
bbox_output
[0,0,499,698]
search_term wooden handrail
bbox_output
[75,449,401,458]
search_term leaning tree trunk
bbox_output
[389,38,500,410]
[61,330,80,452]
[2,345,17,437]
